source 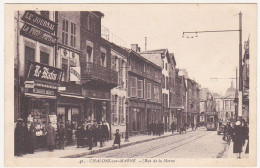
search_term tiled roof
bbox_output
[139,53,162,67]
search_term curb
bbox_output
[63,129,195,158]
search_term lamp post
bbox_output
[125,99,129,142]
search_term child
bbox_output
[113,129,121,148]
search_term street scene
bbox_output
[12,4,254,160]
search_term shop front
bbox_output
[21,61,63,149]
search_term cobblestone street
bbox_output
[84,128,228,158]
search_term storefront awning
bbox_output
[86,97,111,101]
[59,93,85,99]
[24,93,56,99]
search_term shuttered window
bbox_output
[147,83,151,99]
[131,77,137,97]
[137,80,143,98]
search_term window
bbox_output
[166,76,169,89]
[62,18,69,45]
[86,46,92,62]
[70,22,76,48]
[225,100,230,110]
[121,97,125,124]
[40,51,49,65]
[154,85,159,101]
[165,63,167,70]
[61,58,68,82]
[100,52,106,67]
[40,11,49,19]
[111,95,117,124]
[118,59,123,88]
[137,80,143,98]
[147,83,151,99]
[131,77,137,97]
[162,75,165,89]
[230,101,234,108]
[118,97,124,124]
[111,55,116,70]
[25,46,35,73]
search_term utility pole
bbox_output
[183,12,243,121]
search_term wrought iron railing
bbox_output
[81,62,118,85]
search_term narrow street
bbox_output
[84,128,228,158]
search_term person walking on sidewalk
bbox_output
[76,125,84,148]
[231,121,243,159]
[57,122,65,149]
[46,122,56,152]
[66,120,73,146]
[26,121,36,154]
[113,129,121,148]
[86,124,93,150]
[170,121,175,134]
[14,118,25,156]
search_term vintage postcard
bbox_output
[4,3,257,167]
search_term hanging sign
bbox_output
[20,23,57,46]
[22,11,57,33]
[27,61,63,84]
[70,67,81,81]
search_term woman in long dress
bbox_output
[231,121,243,158]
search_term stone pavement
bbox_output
[21,128,196,158]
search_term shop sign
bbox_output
[70,67,81,81]
[20,23,57,46]
[34,82,58,89]
[27,61,63,84]
[25,87,56,96]
[25,81,35,88]
[22,11,57,33]
[58,87,66,91]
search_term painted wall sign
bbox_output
[24,88,56,96]
[27,61,63,84]
[20,23,57,46]
[22,11,57,33]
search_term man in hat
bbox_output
[15,118,24,156]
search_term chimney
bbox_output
[138,47,141,52]
[131,44,138,52]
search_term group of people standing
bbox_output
[76,120,109,150]
[147,121,165,136]
[223,119,249,159]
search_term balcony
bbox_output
[81,62,118,87]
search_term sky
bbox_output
[99,4,257,96]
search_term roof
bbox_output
[125,48,162,70]
[140,48,171,63]
[139,53,161,67]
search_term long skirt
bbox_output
[233,140,243,153]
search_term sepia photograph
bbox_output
[4,3,257,167]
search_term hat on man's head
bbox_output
[17,118,23,122]
[236,121,241,126]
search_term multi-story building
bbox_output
[80,12,118,133]
[55,11,83,128]
[174,70,187,127]
[127,44,162,135]
[139,49,171,131]
[168,53,177,127]
[14,11,62,146]
[216,81,236,122]
[110,43,128,137]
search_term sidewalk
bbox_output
[22,128,196,158]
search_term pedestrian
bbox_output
[14,118,24,156]
[241,120,249,153]
[170,121,175,134]
[245,122,249,154]
[46,122,56,152]
[104,120,110,141]
[92,121,98,147]
[101,121,108,146]
[66,120,73,146]
[152,122,156,135]
[76,125,84,148]
[231,121,243,159]
[113,129,121,148]
[86,124,93,150]
[191,122,194,131]
[223,124,227,141]
[226,122,232,144]
[26,121,36,154]
[57,122,65,149]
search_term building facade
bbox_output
[127,45,162,135]
[242,38,249,122]
[110,43,128,137]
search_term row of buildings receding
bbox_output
[14,11,201,142]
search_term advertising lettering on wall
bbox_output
[26,61,63,84]
[20,23,57,46]
[22,11,57,33]
[24,88,56,96]
[70,67,81,81]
